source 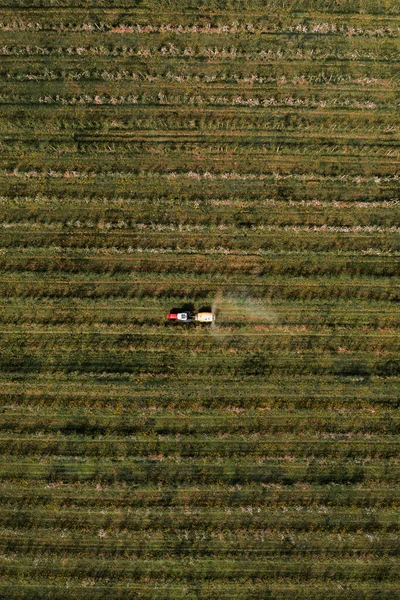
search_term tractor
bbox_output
[167,310,214,323]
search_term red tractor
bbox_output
[167,311,194,322]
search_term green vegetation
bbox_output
[0,0,399,598]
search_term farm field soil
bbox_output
[0,1,399,598]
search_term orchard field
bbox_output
[0,0,400,598]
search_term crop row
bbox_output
[0,582,399,600]
[2,229,400,254]
[3,199,398,227]
[3,71,400,91]
[2,179,398,204]
[2,66,399,91]
[5,312,398,329]
[3,373,397,400]
[2,481,398,509]
[4,167,398,184]
[1,40,399,62]
[3,142,399,162]
[3,61,399,91]
[4,91,398,112]
[1,328,399,353]
[0,0,398,15]
[0,455,398,484]
[7,132,398,146]
[2,106,399,136]
[10,132,398,145]
[1,434,399,459]
[0,280,398,305]
[2,17,399,35]
[2,268,397,284]
[3,374,379,400]
[1,293,394,310]
[3,153,398,176]
[2,411,399,435]
[2,25,399,42]
[2,526,399,558]
[2,305,397,329]
[1,252,398,278]
[2,184,397,208]
[1,354,399,382]
[12,39,400,67]
[0,322,398,344]
[2,557,400,586]
[1,380,398,410]
[0,316,396,334]
[2,505,399,532]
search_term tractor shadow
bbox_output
[198,305,213,313]
[169,303,196,314]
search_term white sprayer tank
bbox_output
[195,312,214,323]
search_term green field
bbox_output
[0,0,399,598]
